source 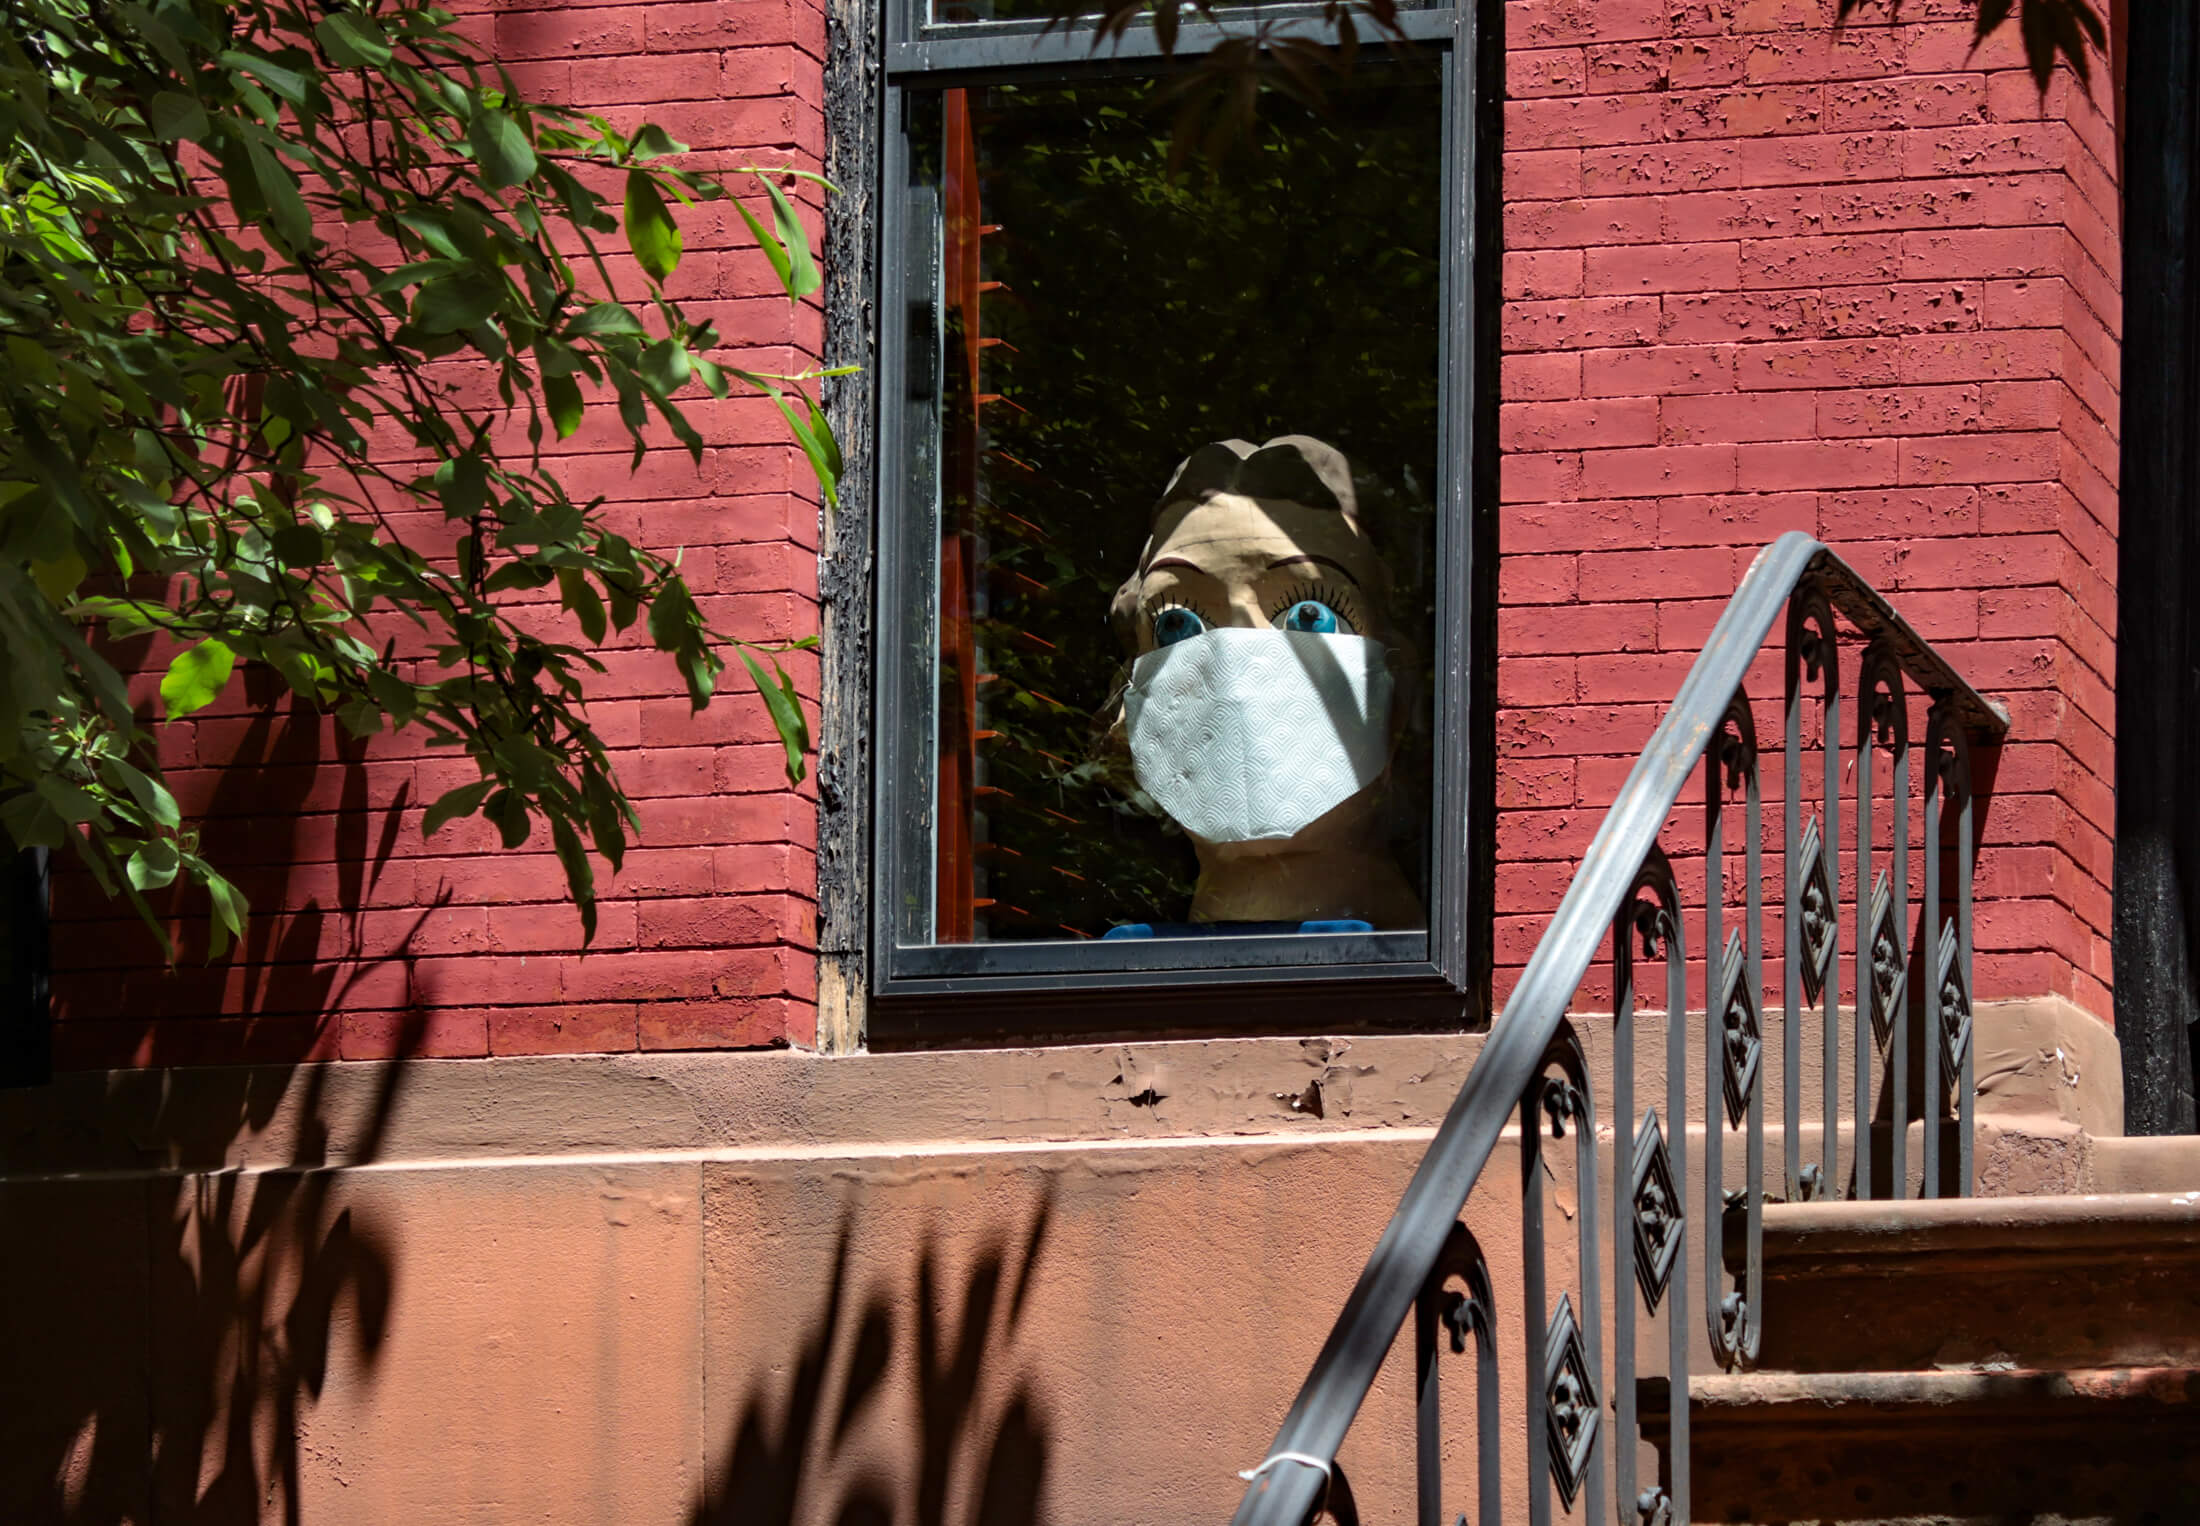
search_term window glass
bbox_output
[901,64,1444,949]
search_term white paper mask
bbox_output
[1124,628,1394,844]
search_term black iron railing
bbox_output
[1231,534,2008,1526]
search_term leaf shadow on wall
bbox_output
[693,1189,1056,1526]
[11,684,440,1520]
[48,684,436,1061]
[3,1027,420,1522]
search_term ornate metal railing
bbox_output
[1230,534,2008,1526]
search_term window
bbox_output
[870,0,1486,1010]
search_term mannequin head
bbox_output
[1109,436,1425,929]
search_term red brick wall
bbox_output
[1494,0,2119,1017]
[47,0,830,1067]
[43,0,2118,1063]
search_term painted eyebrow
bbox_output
[1266,554,1362,586]
[1142,555,1207,576]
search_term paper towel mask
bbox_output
[1125,629,1394,843]
[1106,434,1425,930]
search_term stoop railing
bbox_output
[1230,533,2009,1526]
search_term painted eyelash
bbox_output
[1268,582,1360,629]
[1149,596,1213,630]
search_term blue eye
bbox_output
[1153,605,1206,646]
[1275,599,1346,635]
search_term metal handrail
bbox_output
[1230,532,2008,1526]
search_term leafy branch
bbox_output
[1,0,842,952]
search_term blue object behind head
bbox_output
[1102,919,1374,940]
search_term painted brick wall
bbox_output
[1494,0,2120,1017]
[46,0,831,1067]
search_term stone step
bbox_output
[1735,1192,2200,1372]
[2087,1133,2200,1193]
[1641,1367,2200,1525]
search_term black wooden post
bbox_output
[2115,0,2200,1134]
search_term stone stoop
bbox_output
[1643,1193,2200,1524]
[2086,1134,2200,1193]
[1964,994,2200,1195]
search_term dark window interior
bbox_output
[905,63,1446,947]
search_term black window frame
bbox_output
[862,0,1495,1028]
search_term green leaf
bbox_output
[159,638,236,720]
[433,453,490,518]
[337,698,385,738]
[647,573,701,653]
[106,758,181,828]
[422,779,496,837]
[550,815,597,944]
[468,109,539,190]
[270,523,326,568]
[204,871,248,962]
[754,173,820,301]
[369,258,469,295]
[265,643,337,703]
[728,197,791,297]
[544,373,584,439]
[770,388,840,507]
[582,770,632,873]
[414,272,505,334]
[365,669,419,727]
[115,1,191,73]
[484,789,532,848]
[627,124,690,161]
[536,338,580,379]
[34,779,100,827]
[640,338,692,394]
[606,576,640,633]
[31,550,87,604]
[557,567,607,644]
[0,796,60,851]
[148,91,210,143]
[804,391,842,495]
[738,647,809,784]
[677,647,722,708]
[394,209,464,259]
[247,139,312,251]
[624,171,682,284]
[315,11,393,66]
[568,302,646,338]
[483,561,553,594]
[128,839,181,892]
[221,50,311,107]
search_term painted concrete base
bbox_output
[0,998,2151,1522]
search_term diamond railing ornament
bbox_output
[1543,1292,1600,1510]
[1717,927,1761,1128]
[1796,814,1837,1005]
[1866,870,1906,1051]
[1630,1108,1682,1313]
[1935,918,1972,1080]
